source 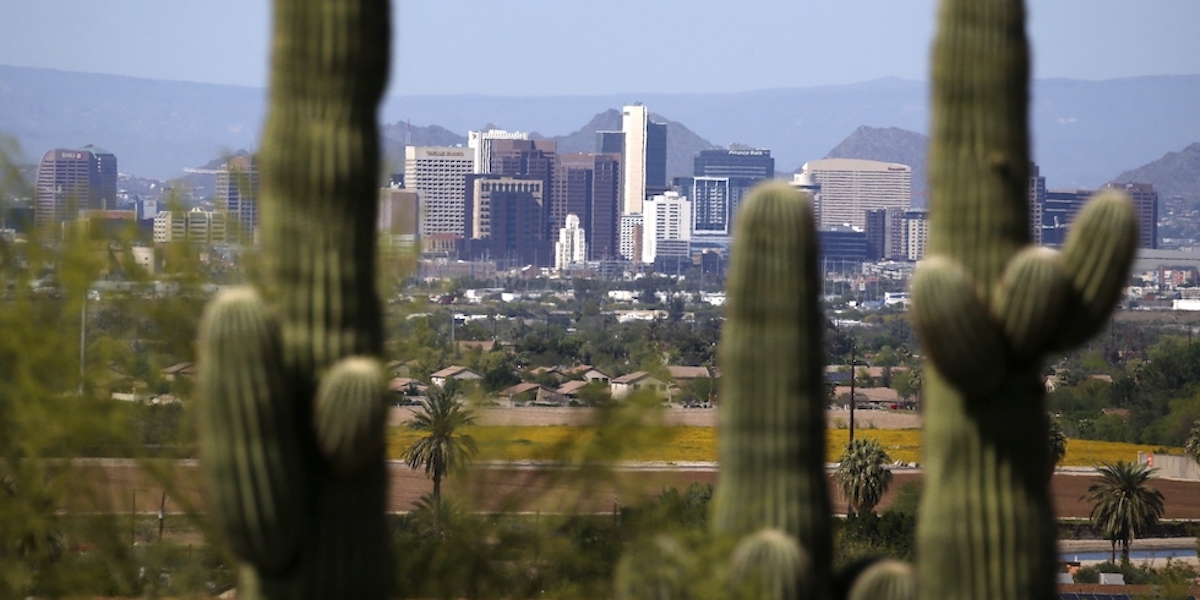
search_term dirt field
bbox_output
[77,460,1200,522]
[389,406,922,429]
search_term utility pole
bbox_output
[849,342,856,447]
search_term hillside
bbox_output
[1111,142,1200,201]
[822,126,930,205]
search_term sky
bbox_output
[0,1,1197,97]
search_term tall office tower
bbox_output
[619,214,644,263]
[405,146,473,237]
[641,192,692,265]
[904,209,930,261]
[555,153,623,260]
[596,131,624,154]
[1103,182,1158,249]
[464,175,548,266]
[693,148,775,180]
[1042,189,1092,246]
[555,214,588,271]
[34,145,118,231]
[789,171,822,222]
[468,129,528,174]
[621,105,648,215]
[885,206,908,260]
[1027,163,1047,245]
[645,121,668,195]
[489,139,557,239]
[589,153,621,260]
[619,105,666,214]
[680,176,751,244]
[215,154,259,243]
[864,208,887,260]
[379,187,420,251]
[798,158,911,229]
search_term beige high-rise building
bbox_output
[621,104,648,215]
[153,207,228,245]
[798,158,911,229]
[405,146,473,237]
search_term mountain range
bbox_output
[2,64,1199,191]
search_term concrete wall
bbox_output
[1139,452,1200,481]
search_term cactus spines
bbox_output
[711,182,831,593]
[313,357,386,476]
[614,535,694,600]
[197,0,392,597]
[847,560,916,600]
[915,0,1137,598]
[728,529,810,600]
[197,287,303,573]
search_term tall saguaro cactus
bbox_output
[912,0,1137,598]
[197,0,393,598]
[711,182,831,598]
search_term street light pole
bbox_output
[849,342,856,447]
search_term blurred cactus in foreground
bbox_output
[196,0,393,598]
[910,0,1137,597]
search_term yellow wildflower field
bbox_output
[388,426,1178,467]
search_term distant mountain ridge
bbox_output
[822,126,930,205]
[1111,142,1200,201]
[2,64,1198,190]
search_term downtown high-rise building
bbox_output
[468,129,528,174]
[1027,163,1047,245]
[620,105,667,215]
[464,174,548,266]
[619,214,643,263]
[556,152,621,260]
[405,146,473,237]
[641,191,691,265]
[798,158,911,229]
[683,148,775,244]
[215,154,259,243]
[555,214,588,271]
[1103,181,1158,249]
[34,145,117,232]
[1042,188,1092,246]
[489,139,557,240]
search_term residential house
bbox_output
[566,365,611,384]
[610,371,670,400]
[430,365,483,388]
[161,362,196,381]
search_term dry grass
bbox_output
[388,426,1179,467]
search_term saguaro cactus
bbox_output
[710,182,831,598]
[911,0,1137,598]
[196,0,393,598]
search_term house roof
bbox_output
[501,382,545,397]
[834,386,901,402]
[556,380,589,395]
[612,371,658,385]
[431,365,479,379]
[458,340,496,352]
[161,362,196,376]
[388,377,427,392]
[667,366,712,380]
[528,366,562,376]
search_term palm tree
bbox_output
[1186,420,1200,465]
[402,385,478,501]
[835,438,894,515]
[1085,460,1165,563]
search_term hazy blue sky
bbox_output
[1,1,1197,96]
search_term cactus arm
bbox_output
[710,182,831,594]
[1052,192,1139,349]
[313,357,387,477]
[197,288,304,573]
[848,560,917,600]
[728,529,811,600]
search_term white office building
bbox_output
[467,129,528,174]
[555,214,588,271]
[621,105,648,215]
[619,213,644,263]
[797,158,911,229]
[405,146,473,237]
[642,192,691,264]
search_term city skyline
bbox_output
[1,2,1197,96]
